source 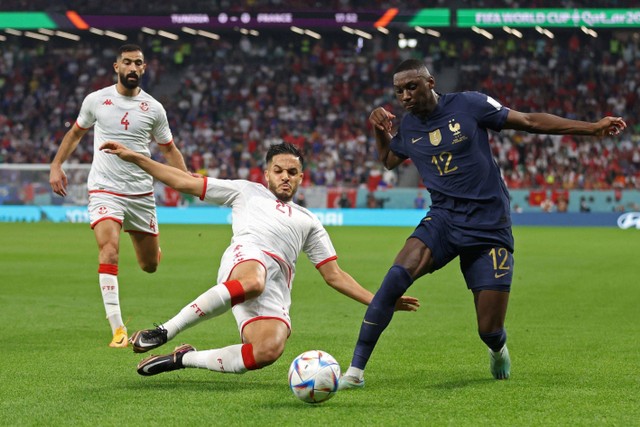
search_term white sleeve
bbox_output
[303,217,337,267]
[76,92,97,129]
[201,177,249,205]
[151,103,173,145]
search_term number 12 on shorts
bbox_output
[489,247,511,279]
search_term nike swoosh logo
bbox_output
[411,137,423,143]
[140,358,166,374]
[363,320,378,326]
[494,272,509,279]
[114,337,125,345]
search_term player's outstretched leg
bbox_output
[340,265,413,391]
[489,345,510,379]
[109,326,128,348]
[130,325,168,353]
[137,344,196,376]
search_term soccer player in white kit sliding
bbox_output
[100,141,420,376]
[49,44,188,348]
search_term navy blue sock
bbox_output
[479,329,507,352]
[351,265,414,370]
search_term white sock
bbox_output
[182,344,249,373]
[99,273,123,333]
[162,283,232,340]
[345,366,364,379]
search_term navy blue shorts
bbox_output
[409,209,515,292]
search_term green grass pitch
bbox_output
[0,222,638,426]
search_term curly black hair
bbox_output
[266,143,304,169]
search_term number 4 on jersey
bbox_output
[121,112,130,130]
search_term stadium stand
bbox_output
[1,4,639,211]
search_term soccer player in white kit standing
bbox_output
[49,44,188,348]
[99,141,420,376]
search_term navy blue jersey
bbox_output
[390,91,511,229]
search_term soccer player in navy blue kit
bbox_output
[339,59,627,388]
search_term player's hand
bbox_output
[49,166,68,197]
[369,107,395,133]
[595,116,627,137]
[394,295,420,312]
[100,141,135,161]
[100,141,125,153]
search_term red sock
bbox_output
[224,280,245,306]
[241,343,259,370]
[98,263,118,275]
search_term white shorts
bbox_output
[217,243,292,338]
[88,191,159,235]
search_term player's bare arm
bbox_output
[317,260,420,312]
[49,124,89,197]
[100,141,203,196]
[369,107,404,170]
[157,141,188,173]
[504,110,627,136]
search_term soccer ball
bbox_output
[288,350,341,404]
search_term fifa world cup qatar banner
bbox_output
[457,8,640,27]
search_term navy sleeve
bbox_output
[465,91,509,132]
[389,117,409,160]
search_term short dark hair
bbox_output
[394,59,429,76]
[118,44,143,59]
[266,142,304,169]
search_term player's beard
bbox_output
[119,71,140,90]
[269,181,295,203]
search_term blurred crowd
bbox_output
[0,26,639,192]
[456,32,640,190]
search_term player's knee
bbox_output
[141,260,158,273]
[99,245,119,265]
[240,277,266,299]
[254,341,285,367]
[372,265,413,308]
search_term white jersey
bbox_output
[200,178,337,282]
[77,85,173,195]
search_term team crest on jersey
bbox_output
[140,102,149,111]
[448,119,468,144]
[429,129,442,146]
[97,206,109,215]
